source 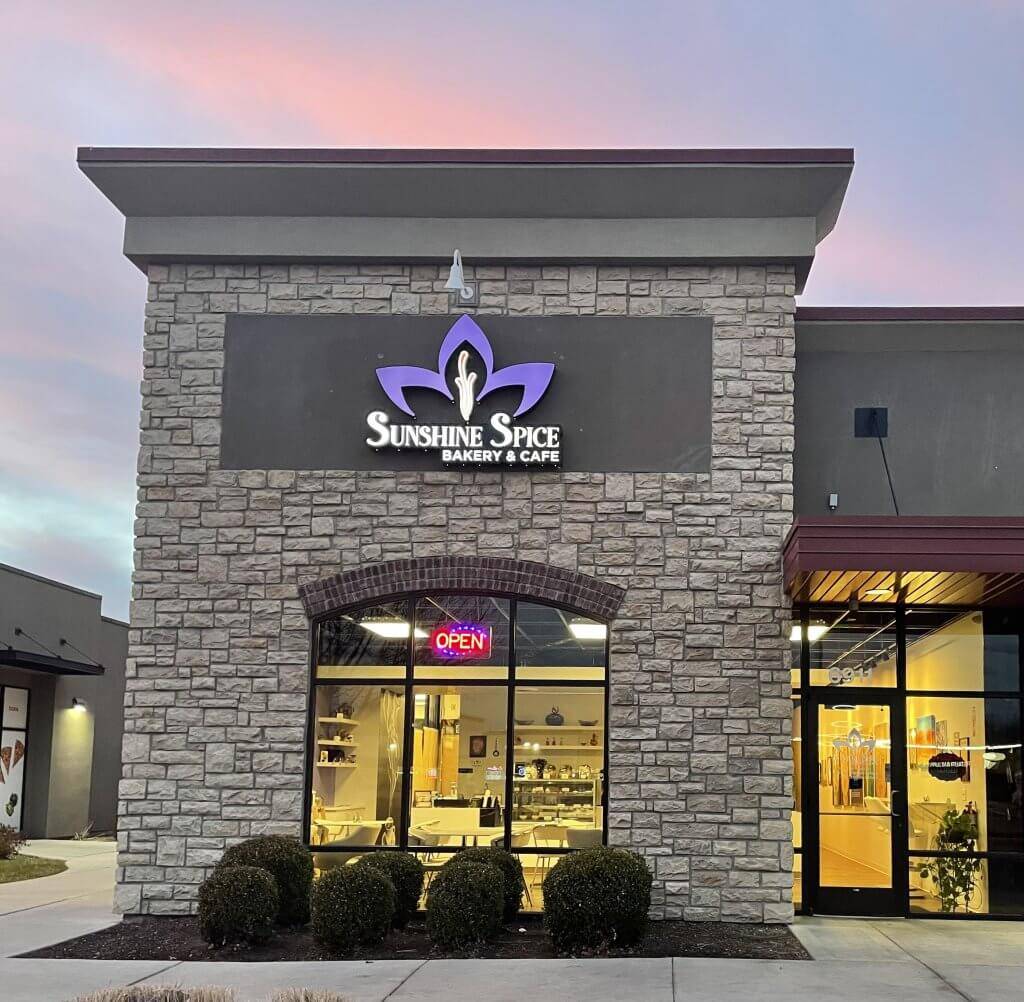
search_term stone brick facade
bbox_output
[119,261,797,922]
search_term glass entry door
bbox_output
[810,696,906,915]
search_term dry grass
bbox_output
[73,988,349,1002]
[74,989,235,1002]
[271,992,349,1002]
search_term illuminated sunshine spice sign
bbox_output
[366,315,561,466]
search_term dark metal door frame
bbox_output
[804,688,909,916]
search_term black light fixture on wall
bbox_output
[855,406,900,515]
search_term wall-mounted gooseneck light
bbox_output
[444,249,478,304]
[71,697,88,712]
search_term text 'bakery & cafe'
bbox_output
[79,146,1024,921]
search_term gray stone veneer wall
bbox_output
[119,262,796,922]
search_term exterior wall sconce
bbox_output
[71,697,88,712]
[444,249,478,305]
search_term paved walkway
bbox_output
[0,838,118,958]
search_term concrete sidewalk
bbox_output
[0,953,1007,1002]
[0,839,118,957]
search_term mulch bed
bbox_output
[25,915,809,962]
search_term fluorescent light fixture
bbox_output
[790,624,829,643]
[360,620,427,639]
[863,588,893,597]
[570,621,607,641]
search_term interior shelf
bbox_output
[515,725,602,733]
[316,762,357,769]
[317,739,358,747]
[317,717,359,726]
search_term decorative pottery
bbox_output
[579,719,598,726]
[545,707,565,726]
[515,719,534,726]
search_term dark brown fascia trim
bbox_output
[796,306,1024,322]
[77,146,855,166]
[783,516,1024,581]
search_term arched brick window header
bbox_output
[298,556,625,622]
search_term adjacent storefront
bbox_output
[79,147,1024,921]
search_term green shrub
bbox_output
[353,852,425,927]
[443,847,523,921]
[218,835,313,926]
[0,825,28,860]
[310,865,395,950]
[542,847,652,954]
[426,861,503,950]
[197,865,278,947]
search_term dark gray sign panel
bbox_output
[221,315,711,473]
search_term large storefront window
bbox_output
[793,604,1024,918]
[306,593,609,911]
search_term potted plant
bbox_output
[919,807,982,913]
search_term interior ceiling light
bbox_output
[569,621,607,641]
[863,587,893,597]
[790,624,829,643]
[360,620,427,639]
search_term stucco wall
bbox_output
[119,261,796,922]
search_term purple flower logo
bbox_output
[375,315,555,421]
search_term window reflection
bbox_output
[408,685,508,847]
[808,608,897,688]
[906,696,1022,854]
[317,602,410,679]
[310,685,404,848]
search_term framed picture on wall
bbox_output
[469,735,487,758]
[957,736,972,782]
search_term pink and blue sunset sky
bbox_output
[2,1,1022,620]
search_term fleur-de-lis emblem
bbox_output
[375,315,555,421]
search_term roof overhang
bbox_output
[77,147,853,293]
[784,516,1024,606]
[0,648,105,677]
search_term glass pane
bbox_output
[790,618,801,689]
[910,855,987,914]
[792,698,802,849]
[906,609,1020,692]
[818,703,893,888]
[989,856,1024,915]
[316,602,409,680]
[515,602,607,681]
[793,852,803,910]
[414,596,510,679]
[911,855,1024,916]
[809,608,896,687]
[408,685,508,847]
[906,696,1022,853]
[310,685,404,848]
[512,686,604,834]
[819,815,893,887]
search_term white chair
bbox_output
[532,824,567,886]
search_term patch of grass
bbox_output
[0,853,68,883]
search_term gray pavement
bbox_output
[0,839,118,958]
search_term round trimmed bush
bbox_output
[311,865,396,950]
[542,847,652,954]
[443,847,524,921]
[426,860,503,950]
[353,852,425,928]
[218,835,313,926]
[198,864,278,946]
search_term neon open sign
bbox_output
[430,623,492,659]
